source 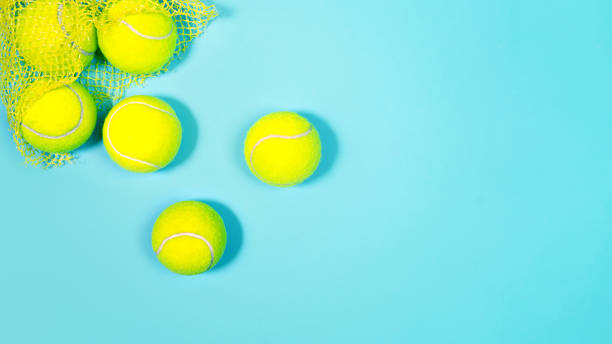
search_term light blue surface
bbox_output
[2,0,612,342]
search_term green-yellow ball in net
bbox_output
[21,82,97,154]
[152,201,227,275]
[98,0,178,74]
[16,0,97,73]
[102,95,182,173]
[244,111,322,187]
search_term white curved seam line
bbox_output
[105,101,176,169]
[57,3,94,56]
[156,233,215,271]
[249,126,313,184]
[22,85,83,139]
[120,19,174,40]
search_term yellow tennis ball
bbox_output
[16,0,97,73]
[244,111,322,187]
[152,201,227,275]
[102,95,182,173]
[21,82,97,153]
[97,0,178,74]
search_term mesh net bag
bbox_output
[0,0,216,167]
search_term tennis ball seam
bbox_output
[22,84,84,139]
[106,101,177,169]
[248,126,314,186]
[156,232,215,271]
[119,19,175,40]
[57,2,95,56]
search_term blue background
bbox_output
[2,0,612,342]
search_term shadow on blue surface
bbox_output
[214,2,235,18]
[158,96,198,171]
[200,200,243,271]
[78,99,113,152]
[299,111,338,185]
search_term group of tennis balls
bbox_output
[15,0,323,275]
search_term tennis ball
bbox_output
[21,82,97,153]
[98,0,178,74]
[244,111,322,187]
[152,201,227,275]
[103,95,181,173]
[16,0,97,73]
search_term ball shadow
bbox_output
[165,43,193,74]
[298,111,339,185]
[156,96,198,171]
[76,98,114,152]
[200,199,243,271]
[214,3,235,18]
